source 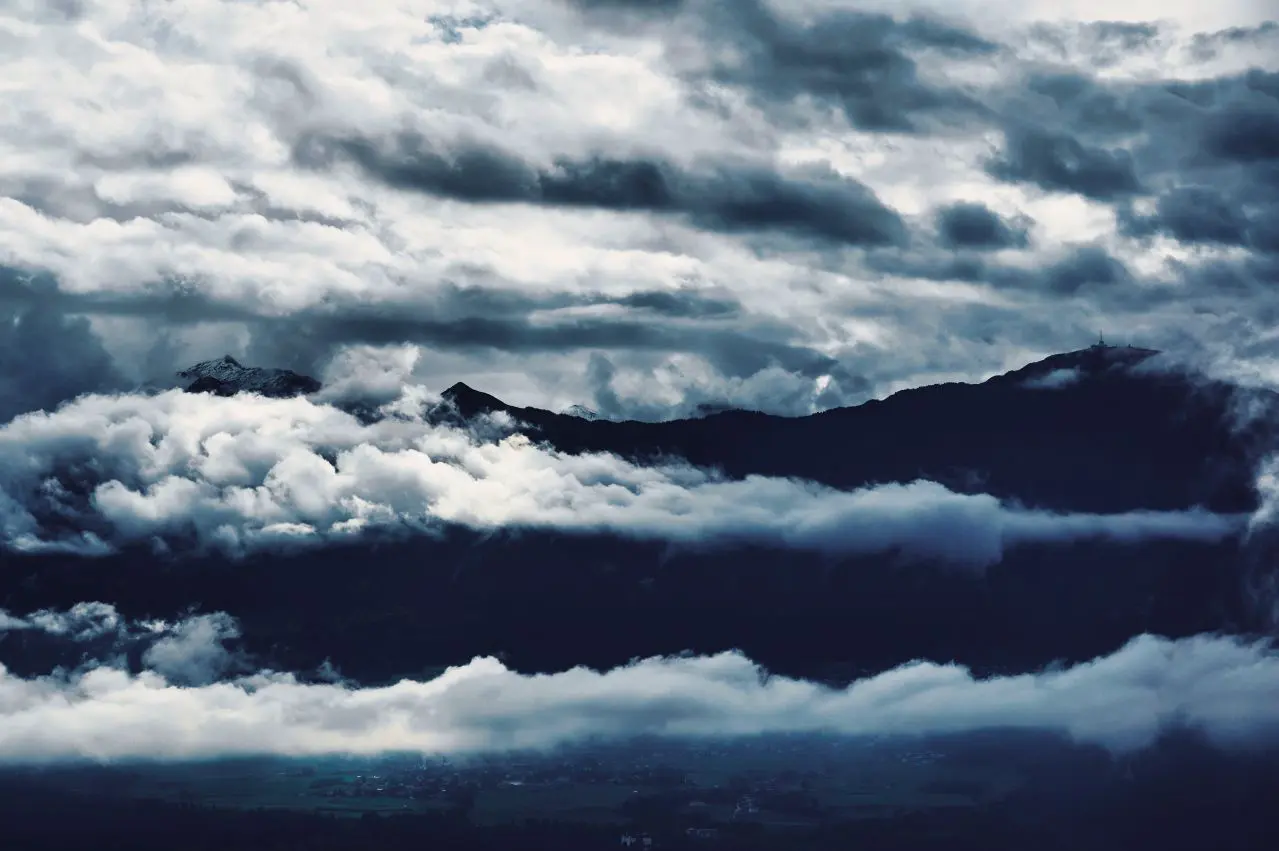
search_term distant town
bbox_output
[24,735,1014,847]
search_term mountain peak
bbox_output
[441,382,510,415]
[996,344,1162,389]
[561,404,603,421]
[178,356,320,399]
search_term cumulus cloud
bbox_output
[0,603,243,685]
[0,623,1276,763]
[139,613,242,686]
[0,389,1243,566]
[0,601,126,643]
[935,202,1031,251]
[313,344,425,408]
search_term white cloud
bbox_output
[0,619,1275,763]
[140,612,241,686]
[0,389,1243,565]
[1251,454,1279,533]
[0,601,124,642]
[1023,367,1083,389]
[0,603,242,684]
[313,344,424,407]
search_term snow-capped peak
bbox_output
[177,355,321,398]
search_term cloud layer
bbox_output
[1,604,1277,763]
[0,388,1241,564]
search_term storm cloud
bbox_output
[985,127,1143,200]
[296,134,909,247]
[935,202,1031,250]
[0,273,128,422]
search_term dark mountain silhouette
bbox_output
[442,344,1262,514]
[3,345,1275,685]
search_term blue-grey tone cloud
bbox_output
[0,389,1243,565]
[0,605,1276,762]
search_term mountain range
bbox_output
[4,343,1270,685]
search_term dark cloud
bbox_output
[1202,104,1279,163]
[1253,206,1279,254]
[0,268,127,422]
[298,133,539,203]
[1083,21,1161,45]
[615,289,739,318]
[559,0,684,9]
[1043,246,1130,295]
[1025,73,1144,136]
[296,132,907,247]
[586,351,623,418]
[4,272,745,334]
[861,242,1134,305]
[987,126,1142,199]
[860,250,992,285]
[290,312,836,380]
[867,65,1279,307]
[1026,21,1164,69]
[1177,255,1279,297]
[697,0,997,133]
[935,202,1031,250]
[229,281,819,387]
[1120,187,1250,246]
[983,68,1267,312]
[1189,21,1279,61]
[1095,70,1279,261]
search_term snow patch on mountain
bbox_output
[177,356,321,398]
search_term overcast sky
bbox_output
[1,0,1277,420]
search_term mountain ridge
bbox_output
[436,344,1166,422]
[171,345,1268,516]
[426,344,1263,516]
[177,354,321,398]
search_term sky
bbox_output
[1,0,1278,764]
[1,0,1277,420]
